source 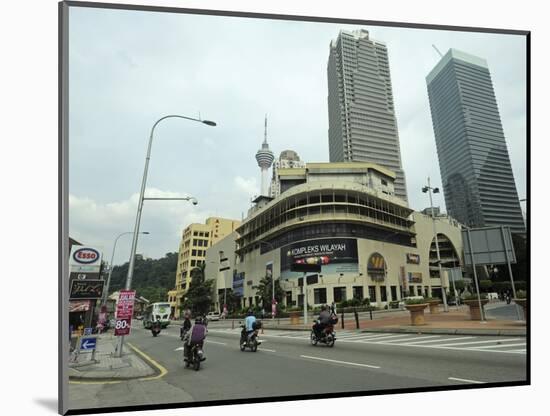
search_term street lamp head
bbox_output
[141,231,150,235]
[433,187,440,194]
[202,120,217,126]
[422,186,428,193]
[190,197,198,205]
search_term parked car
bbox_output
[206,311,220,321]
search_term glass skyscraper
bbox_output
[327,29,408,203]
[426,49,525,233]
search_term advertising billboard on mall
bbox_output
[281,238,358,279]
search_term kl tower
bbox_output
[255,115,275,196]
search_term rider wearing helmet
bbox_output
[184,316,208,362]
[180,309,192,339]
[313,304,331,337]
[241,309,257,346]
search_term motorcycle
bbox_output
[239,322,262,352]
[151,321,161,337]
[311,321,336,347]
[184,343,205,371]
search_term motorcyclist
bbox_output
[184,316,208,363]
[313,305,332,338]
[180,309,192,340]
[241,309,257,346]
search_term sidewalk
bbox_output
[204,304,526,337]
[68,333,158,381]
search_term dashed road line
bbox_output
[448,377,485,384]
[435,338,518,347]
[300,355,380,369]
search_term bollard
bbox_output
[341,310,345,329]
[231,319,234,330]
[369,308,373,320]
[354,308,359,329]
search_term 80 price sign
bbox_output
[114,318,132,336]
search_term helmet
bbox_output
[195,317,203,324]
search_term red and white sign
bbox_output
[115,290,136,336]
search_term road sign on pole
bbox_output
[80,337,97,351]
[115,290,136,336]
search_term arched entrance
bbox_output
[429,233,461,298]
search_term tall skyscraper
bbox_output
[255,115,274,196]
[327,29,408,203]
[426,48,525,233]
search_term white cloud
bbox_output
[69,188,211,265]
[234,176,259,199]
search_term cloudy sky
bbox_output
[68,6,527,266]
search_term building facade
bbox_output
[426,48,525,234]
[270,150,306,198]
[327,29,408,203]
[209,163,462,310]
[171,217,240,317]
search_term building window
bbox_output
[193,231,198,236]
[190,260,196,267]
[191,249,197,256]
[199,232,204,237]
[286,291,292,306]
[333,287,346,303]
[368,286,377,302]
[314,288,327,304]
[352,286,363,300]
[391,286,397,301]
[205,232,209,238]
[418,286,424,297]
[380,286,388,302]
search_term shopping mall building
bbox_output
[206,162,463,310]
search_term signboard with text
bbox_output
[115,290,136,336]
[69,246,103,273]
[406,253,420,264]
[69,279,104,300]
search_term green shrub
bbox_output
[389,300,400,309]
[479,279,493,292]
[348,298,361,307]
[405,297,426,305]
[515,290,527,299]
[361,298,371,306]
[463,293,488,301]
[515,281,527,291]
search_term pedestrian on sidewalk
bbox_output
[330,302,336,315]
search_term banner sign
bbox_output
[367,253,386,275]
[69,279,104,300]
[232,270,244,296]
[406,253,420,264]
[115,290,135,336]
[463,226,516,266]
[69,246,103,273]
[408,272,423,283]
[281,238,358,278]
[265,262,273,279]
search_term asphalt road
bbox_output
[68,323,527,411]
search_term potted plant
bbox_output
[404,298,428,325]
[514,290,527,320]
[463,294,489,320]
[424,297,441,314]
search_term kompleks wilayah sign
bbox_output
[281,238,358,279]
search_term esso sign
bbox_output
[73,248,100,264]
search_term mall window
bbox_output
[380,286,388,302]
[314,288,327,304]
[192,249,197,256]
[333,287,346,303]
[321,193,333,203]
[368,286,377,302]
[352,286,363,300]
[193,231,198,236]
[190,260,196,267]
[418,286,424,297]
[286,291,292,306]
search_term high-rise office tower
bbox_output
[426,48,525,233]
[327,29,408,203]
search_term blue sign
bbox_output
[84,327,93,336]
[80,337,97,351]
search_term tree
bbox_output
[255,276,285,310]
[182,263,214,316]
[479,279,493,293]
[222,288,241,313]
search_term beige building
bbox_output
[207,162,463,310]
[170,217,240,317]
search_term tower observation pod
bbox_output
[255,115,275,196]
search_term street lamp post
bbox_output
[422,177,449,312]
[115,114,216,358]
[102,231,149,308]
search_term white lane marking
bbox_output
[342,333,406,341]
[260,348,277,352]
[380,335,442,343]
[300,355,380,369]
[174,347,184,351]
[448,377,485,384]
[367,334,426,342]
[471,343,526,350]
[207,340,227,345]
[436,338,519,347]
[400,336,476,345]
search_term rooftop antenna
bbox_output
[264,113,268,144]
[432,44,444,58]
